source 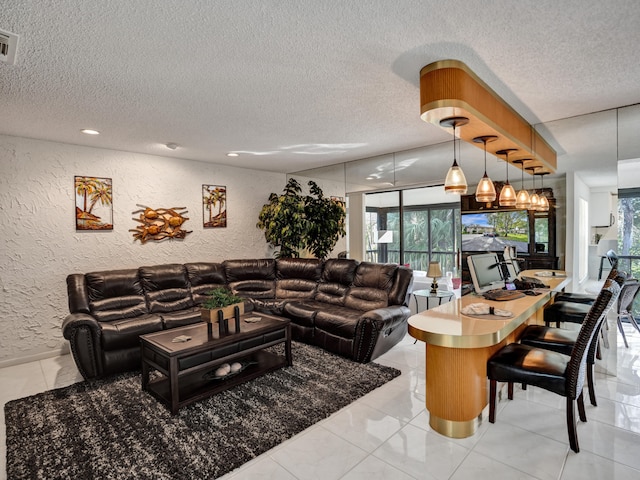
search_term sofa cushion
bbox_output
[315,283,349,306]
[277,258,322,281]
[353,262,397,291]
[101,314,163,350]
[224,259,276,282]
[321,258,358,285]
[229,279,276,299]
[86,269,148,321]
[344,287,388,311]
[314,304,363,338]
[247,298,286,315]
[283,300,322,329]
[276,279,318,299]
[160,306,202,329]
[185,262,227,305]
[389,266,414,306]
[276,258,321,299]
[140,264,194,313]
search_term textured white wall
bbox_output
[0,135,285,365]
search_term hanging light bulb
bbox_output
[537,171,550,211]
[440,117,469,194]
[527,166,540,210]
[513,158,531,209]
[473,135,497,203]
[497,149,517,207]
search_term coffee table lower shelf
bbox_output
[145,350,286,413]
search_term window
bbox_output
[618,188,640,280]
[365,187,461,272]
[618,188,640,317]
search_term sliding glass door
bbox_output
[618,188,640,279]
[365,187,461,272]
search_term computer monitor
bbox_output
[468,252,504,294]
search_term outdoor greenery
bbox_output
[365,205,459,272]
[461,211,528,239]
[620,197,640,258]
[257,178,346,259]
[619,196,640,279]
[614,194,640,316]
[201,288,243,309]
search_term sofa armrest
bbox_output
[62,313,104,380]
[354,305,411,362]
[360,305,410,330]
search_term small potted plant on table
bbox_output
[201,288,244,334]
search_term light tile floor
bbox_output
[2,319,640,479]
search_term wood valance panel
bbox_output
[420,60,556,174]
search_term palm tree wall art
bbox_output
[203,185,227,228]
[74,176,113,230]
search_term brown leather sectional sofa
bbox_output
[63,258,413,380]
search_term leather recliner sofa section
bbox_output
[63,258,413,380]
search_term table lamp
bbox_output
[427,261,442,294]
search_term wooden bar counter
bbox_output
[408,270,570,438]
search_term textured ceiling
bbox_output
[1,0,639,185]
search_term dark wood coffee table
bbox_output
[140,312,291,414]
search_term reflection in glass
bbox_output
[618,189,640,281]
[534,216,549,254]
[461,211,529,254]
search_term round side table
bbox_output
[412,289,455,313]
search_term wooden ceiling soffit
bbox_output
[420,60,556,173]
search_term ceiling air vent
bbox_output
[0,29,19,65]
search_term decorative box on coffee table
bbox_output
[140,312,291,414]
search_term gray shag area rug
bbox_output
[5,342,400,480]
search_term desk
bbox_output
[412,289,455,312]
[408,270,570,438]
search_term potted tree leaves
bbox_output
[257,178,346,259]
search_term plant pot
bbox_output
[200,302,245,323]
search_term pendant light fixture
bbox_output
[537,171,550,211]
[472,135,498,203]
[526,166,540,210]
[440,116,469,194]
[496,149,517,207]
[512,158,531,209]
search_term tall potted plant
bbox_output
[257,178,346,259]
[304,182,346,259]
[256,178,307,258]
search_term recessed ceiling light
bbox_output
[81,129,100,135]
[165,143,178,150]
[227,152,239,157]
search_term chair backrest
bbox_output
[566,277,619,398]
[606,250,619,268]
[618,279,640,315]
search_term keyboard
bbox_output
[482,289,526,301]
[519,276,548,289]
